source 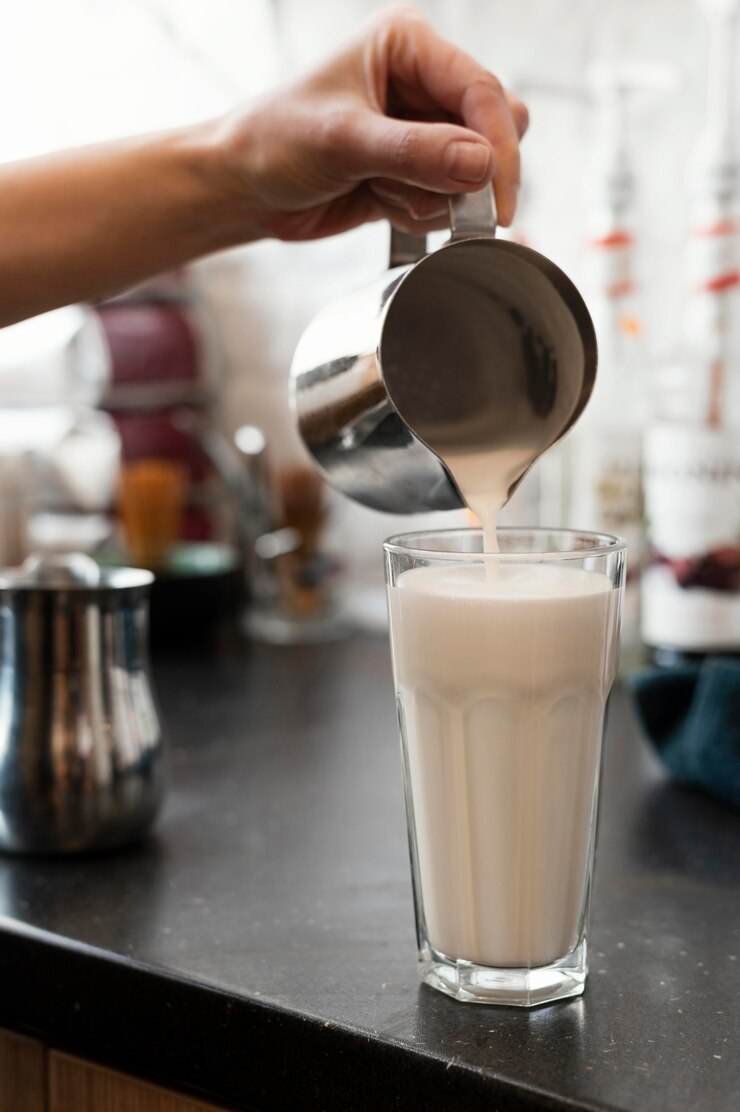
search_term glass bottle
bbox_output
[642,0,740,661]
[568,78,646,664]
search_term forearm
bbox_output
[0,122,257,327]
[0,10,527,329]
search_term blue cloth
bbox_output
[629,657,740,809]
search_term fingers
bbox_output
[338,113,494,194]
[506,92,529,139]
[368,179,448,221]
[460,79,520,224]
[371,8,526,224]
[367,191,452,236]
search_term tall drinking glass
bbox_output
[385,528,626,1007]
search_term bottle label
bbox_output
[683,220,740,390]
[571,428,642,534]
[570,428,643,647]
[686,218,739,293]
[587,229,634,301]
[642,424,740,650]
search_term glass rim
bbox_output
[383,526,627,562]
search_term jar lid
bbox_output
[0,552,153,592]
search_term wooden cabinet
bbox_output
[49,1053,227,1112]
[0,1029,45,1112]
[0,1030,245,1112]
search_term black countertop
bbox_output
[0,636,738,1111]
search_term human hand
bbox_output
[218,4,528,241]
[0,5,527,326]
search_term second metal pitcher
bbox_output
[0,553,165,854]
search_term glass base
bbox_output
[419,938,587,1008]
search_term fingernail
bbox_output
[445,141,492,183]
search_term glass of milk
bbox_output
[385,528,626,1007]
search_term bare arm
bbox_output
[0,5,527,328]
[0,126,257,327]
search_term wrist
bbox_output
[172,116,267,252]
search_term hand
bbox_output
[219,4,528,241]
[0,5,528,326]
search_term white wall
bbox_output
[0,0,718,390]
[0,0,729,591]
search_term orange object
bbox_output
[278,466,327,554]
[118,459,188,570]
[619,313,643,337]
[274,466,329,617]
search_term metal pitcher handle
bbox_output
[389,185,497,266]
[389,228,427,268]
[449,186,498,240]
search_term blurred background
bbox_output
[1,0,738,657]
[0,0,695,367]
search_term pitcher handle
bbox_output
[388,184,497,265]
[389,228,427,268]
[449,186,497,240]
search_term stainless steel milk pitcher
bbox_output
[0,553,165,854]
[291,188,596,515]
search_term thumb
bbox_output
[343,113,494,193]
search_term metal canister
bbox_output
[0,553,165,854]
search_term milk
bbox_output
[388,561,619,969]
[443,450,507,554]
[440,445,536,555]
